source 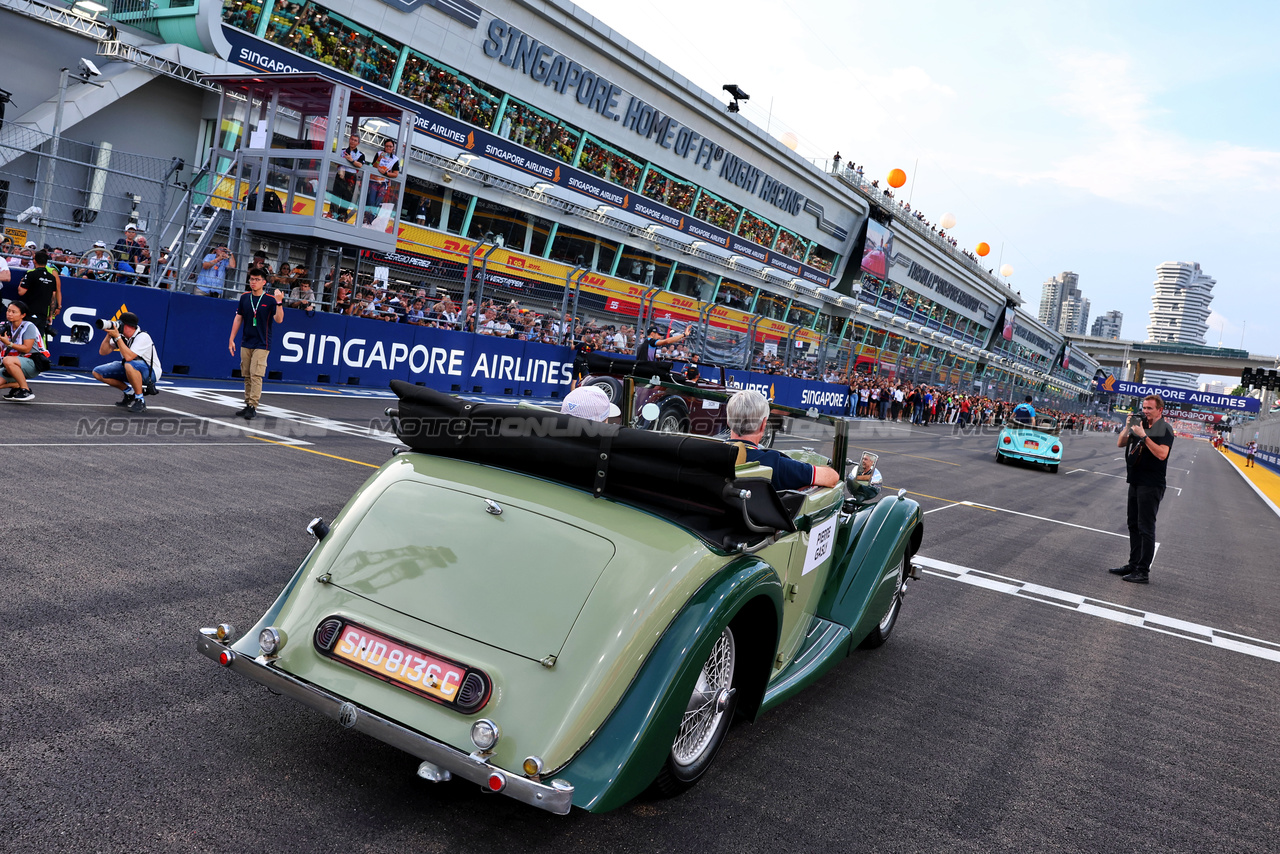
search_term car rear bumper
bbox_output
[197,628,575,815]
[998,448,1061,463]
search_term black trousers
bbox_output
[1126,483,1165,573]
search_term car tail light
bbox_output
[218,650,235,666]
[1052,445,1060,453]
[1002,436,1011,444]
[522,756,544,776]
[487,772,506,792]
[215,623,235,642]
[314,618,342,650]
[456,671,489,713]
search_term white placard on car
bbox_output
[802,514,839,576]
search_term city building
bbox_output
[1090,310,1123,340]
[1145,262,1216,388]
[1038,271,1089,335]
[0,0,1099,402]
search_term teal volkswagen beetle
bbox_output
[995,413,1065,472]
[197,380,924,814]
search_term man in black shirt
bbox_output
[228,267,285,420]
[1110,395,1174,584]
[635,323,688,362]
[17,250,61,340]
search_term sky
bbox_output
[573,0,1280,376]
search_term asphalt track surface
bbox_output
[4,378,1279,853]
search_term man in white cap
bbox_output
[560,385,621,423]
[79,241,115,280]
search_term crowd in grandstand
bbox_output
[642,171,697,214]
[499,103,579,163]
[399,57,499,130]
[264,3,400,89]
[3,229,171,288]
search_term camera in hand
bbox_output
[96,319,121,330]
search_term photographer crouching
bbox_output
[91,312,162,413]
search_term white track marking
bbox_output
[147,405,312,445]
[915,556,1280,663]
[1066,468,1182,495]
[955,500,1130,539]
[163,388,398,444]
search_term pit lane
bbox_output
[4,378,1279,854]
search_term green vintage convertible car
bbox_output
[197,379,924,814]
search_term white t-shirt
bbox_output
[121,330,163,380]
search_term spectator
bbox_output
[113,224,140,261]
[288,279,316,311]
[405,298,428,326]
[79,241,115,280]
[10,241,38,270]
[195,244,235,297]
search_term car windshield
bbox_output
[622,378,847,479]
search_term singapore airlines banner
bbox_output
[9,276,850,413]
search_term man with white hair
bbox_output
[727,390,840,490]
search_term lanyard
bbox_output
[250,292,264,326]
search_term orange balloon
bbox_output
[976,242,990,257]
[887,168,907,188]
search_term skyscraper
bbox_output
[1038,271,1090,335]
[1091,310,1123,339]
[1144,262,1215,389]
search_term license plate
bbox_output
[1024,440,1039,449]
[316,619,487,710]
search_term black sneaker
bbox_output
[115,392,134,407]
[1108,566,1134,575]
[128,397,146,413]
[1122,571,1149,584]
[242,405,257,420]
[12,388,34,403]
[3,388,17,400]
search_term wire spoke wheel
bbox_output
[672,628,735,767]
[654,626,737,795]
[862,554,907,649]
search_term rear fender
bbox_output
[560,557,783,813]
[817,495,922,634]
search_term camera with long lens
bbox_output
[96,319,121,331]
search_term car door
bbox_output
[771,486,845,670]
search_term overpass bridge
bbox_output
[1065,336,1280,381]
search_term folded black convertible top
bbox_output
[388,381,794,548]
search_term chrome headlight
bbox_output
[258,626,287,656]
[470,719,500,752]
